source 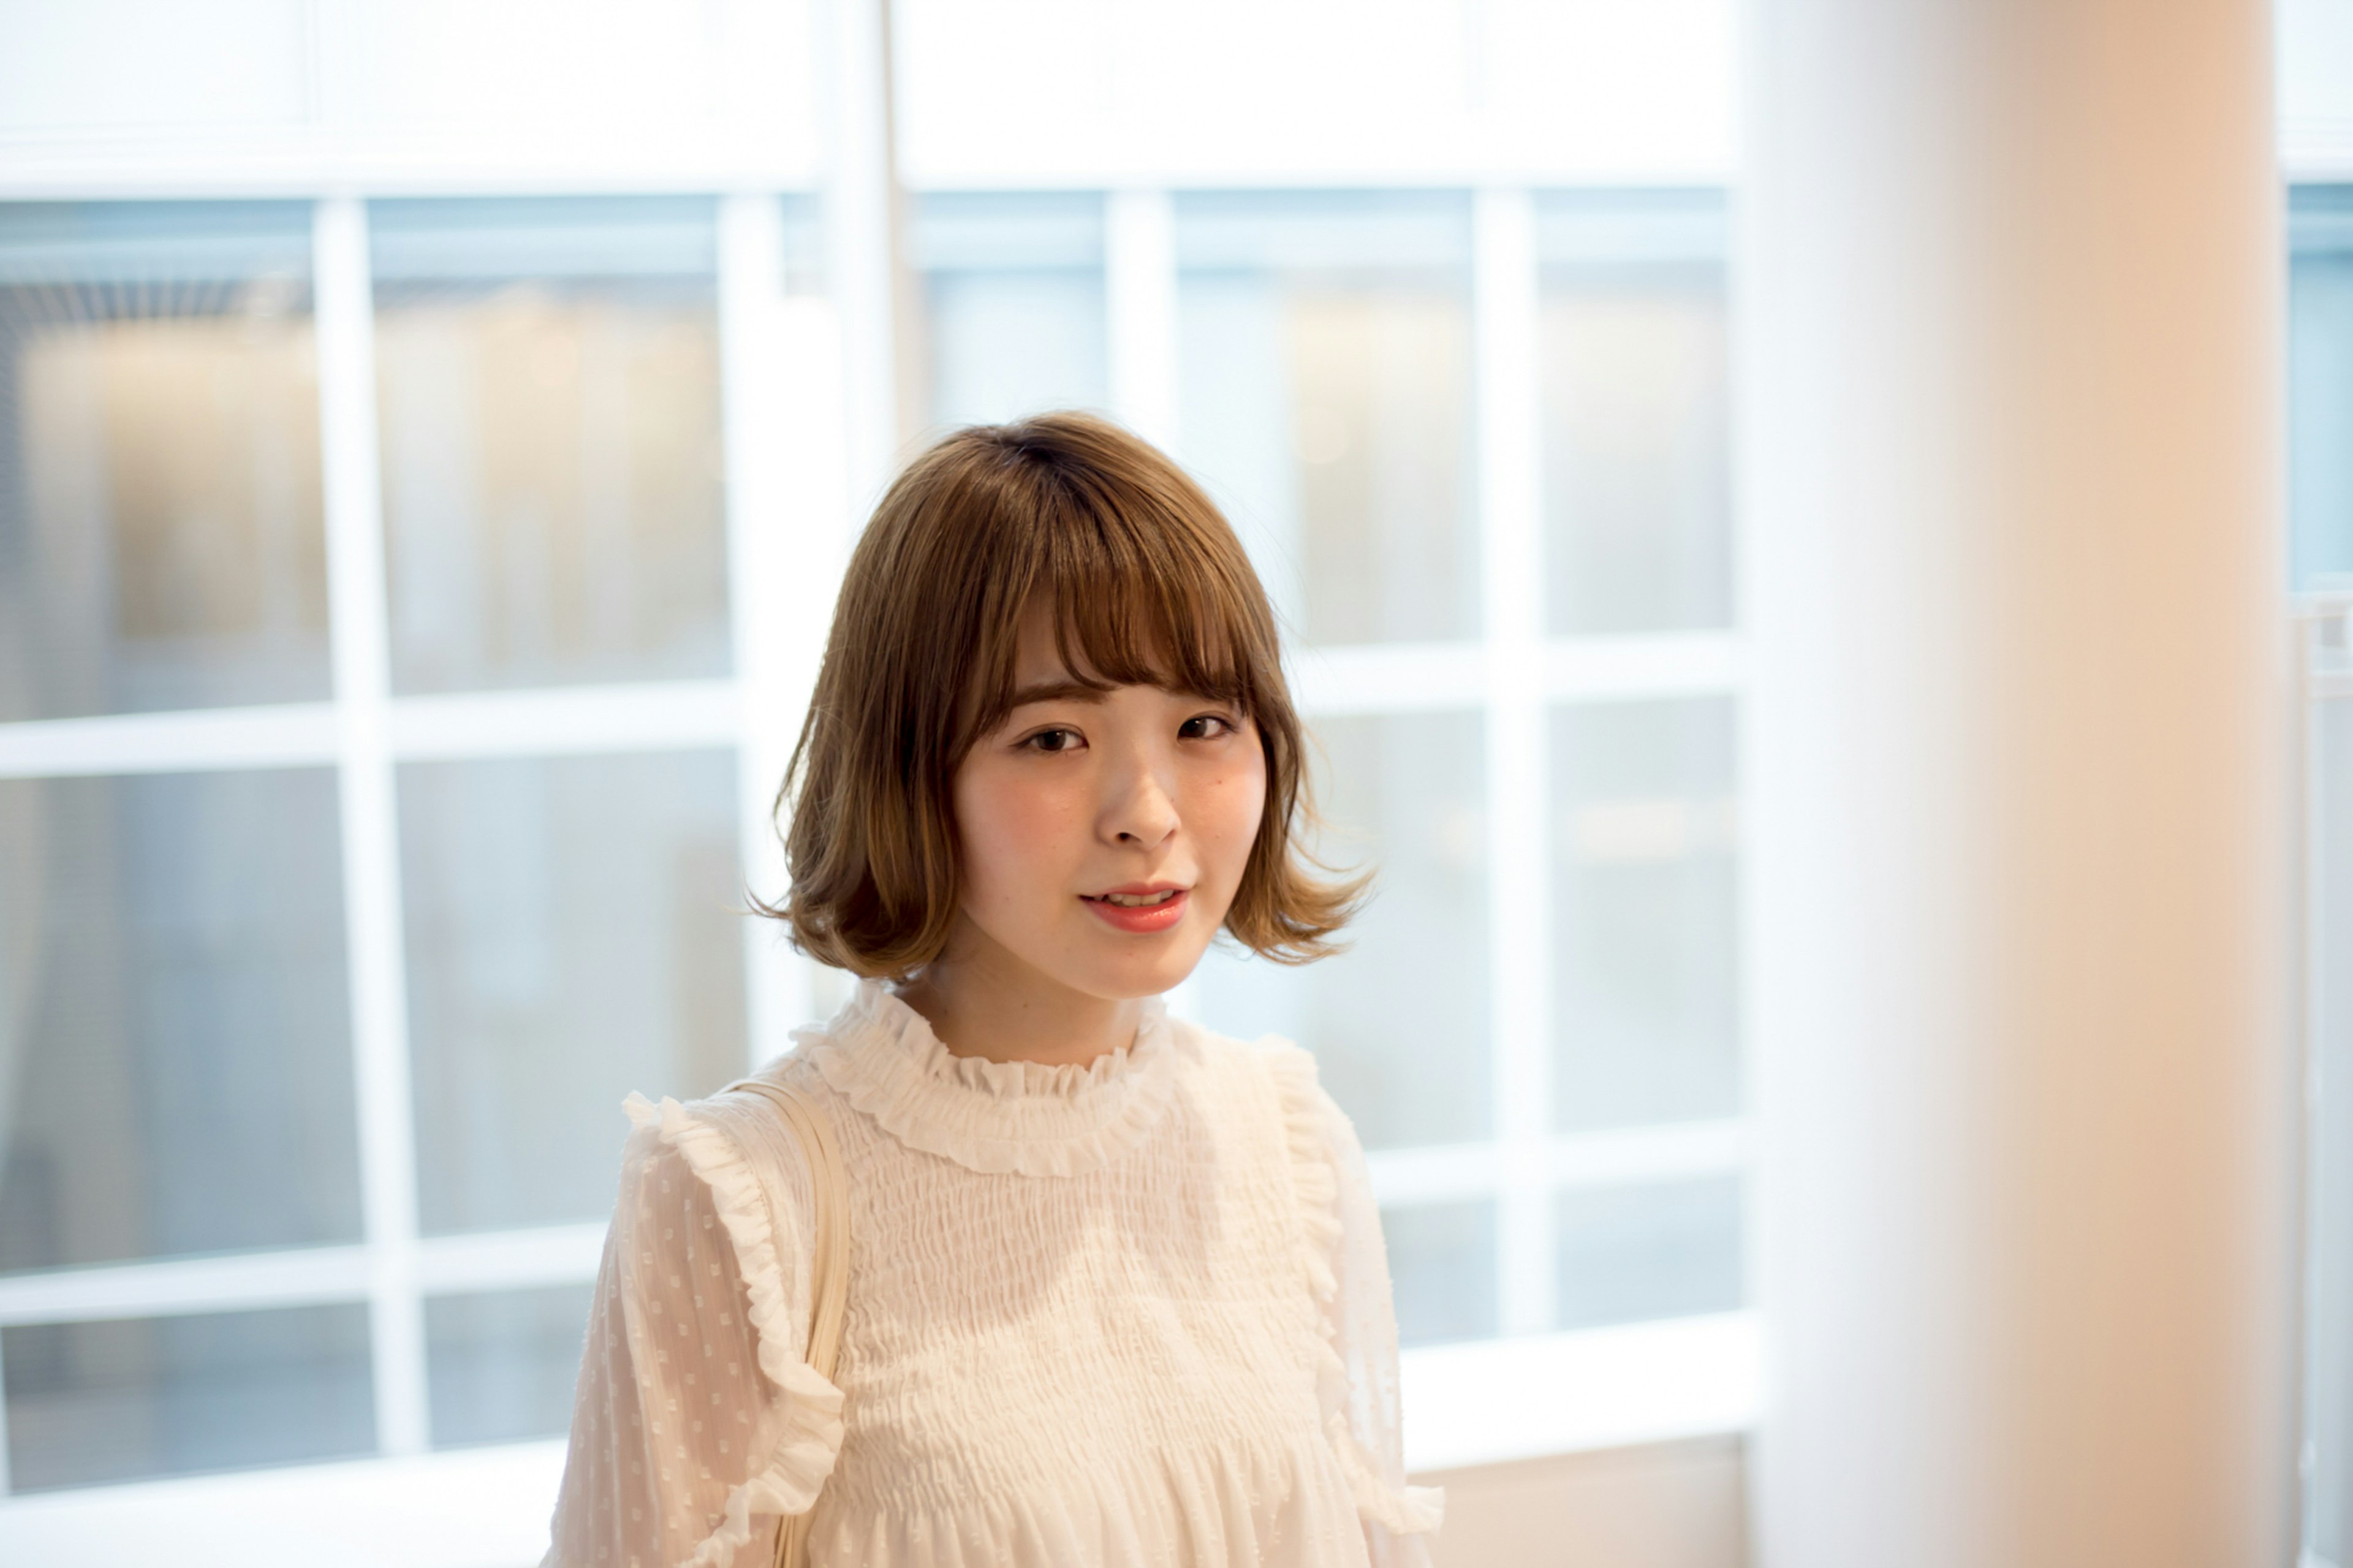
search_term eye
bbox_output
[1178,713,1238,741]
[1021,726,1083,754]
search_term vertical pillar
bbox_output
[1737,4,2297,1566]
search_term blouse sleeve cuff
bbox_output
[1327,1412,1448,1534]
[624,1092,847,1567]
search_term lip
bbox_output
[1080,884,1190,935]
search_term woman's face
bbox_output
[947,604,1267,1002]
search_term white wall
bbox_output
[5,0,2349,194]
[1422,1437,1748,1568]
[0,0,824,194]
[2286,0,2353,174]
[0,0,1738,194]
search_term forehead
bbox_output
[1008,596,1172,689]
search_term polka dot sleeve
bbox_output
[541,1106,845,1568]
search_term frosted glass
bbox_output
[1537,192,1732,635]
[2291,187,2353,593]
[0,768,361,1273]
[1384,1202,1495,1349]
[1555,1177,1743,1331]
[917,192,1108,429]
[426,1284,595,1449]
[401,749,747,1234]
[0,202,329,722]
[2302,680,2353,1562]
[3,1305,374,1491]
[371,197,729,695]
[1176,192,1478,647]
[1552,697,1739,1132]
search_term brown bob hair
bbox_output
[760,411,1360,980]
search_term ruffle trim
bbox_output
[624,1092,848,1568]
[1263,1047,1446,1540]
[800,980,1195,1178]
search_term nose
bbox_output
[1101,747,1180,849]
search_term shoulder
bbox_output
[617,1072,822,1241]
[1174,1017,1361,1157]
[1176,1015,1325,1093]
[1173,1013,1306,1084]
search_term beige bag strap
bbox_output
[723,1077,850,1568]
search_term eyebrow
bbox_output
[1003,679,1113,710]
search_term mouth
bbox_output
[1080,884,1190,933]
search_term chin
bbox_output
[1066,936,1210,1001]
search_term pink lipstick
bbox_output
[1081,884,1189,934]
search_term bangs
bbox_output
[956,445,1276,748]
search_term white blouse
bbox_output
[541,980,1444,1568]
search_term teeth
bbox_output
[1101,890,1178,907]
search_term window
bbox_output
[0,183,1751,1518]
[2300,594,2352,1568]
[2292,182,2353,1568]
[369,197,732,696]
[915,191,1109,430]
[2294,186,2353,596]
[1167,188,1746,1346]
[1537,191,1732,636]
[1174,190,1479,646]
[0,202,330,721]
[0,179,1750,1491]
[0,195,768,1493]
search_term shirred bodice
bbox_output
[541,982,1442,1568]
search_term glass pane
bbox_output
[1384,1201,1496,1348]
[1538,192,1732,635]
[779,192,827,298]
[2303,659,2353,1561]
[1552,697,1739,1132]
[0,769,361,1272]
[2292,186,2353,594]
[371,197,729,695]
[1176,192,1477,646]
[3,1305,374,1491]
[1192,710,1489,1149]
[1556,1176,1744,1330]
[917,192,1107,428]
[401,749,748,1234]
[426,1284,594,1449]
[0,202,328,722]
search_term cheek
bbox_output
[1195,755,1269,879]
[955,765,1086,909]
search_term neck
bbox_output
[895,928,1145,1068]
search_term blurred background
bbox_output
[0,1,2345,1564]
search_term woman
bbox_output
[542,412,1443,1567]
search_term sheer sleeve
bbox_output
[542,1093,846,1568]
[1264,1045,1446,1568]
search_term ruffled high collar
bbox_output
[796,980,1195,1178]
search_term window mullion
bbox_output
[719,191,813,1069]
[1107,187,1180,450]
[314,194,429,1457]
[1474,186,1555,1336]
